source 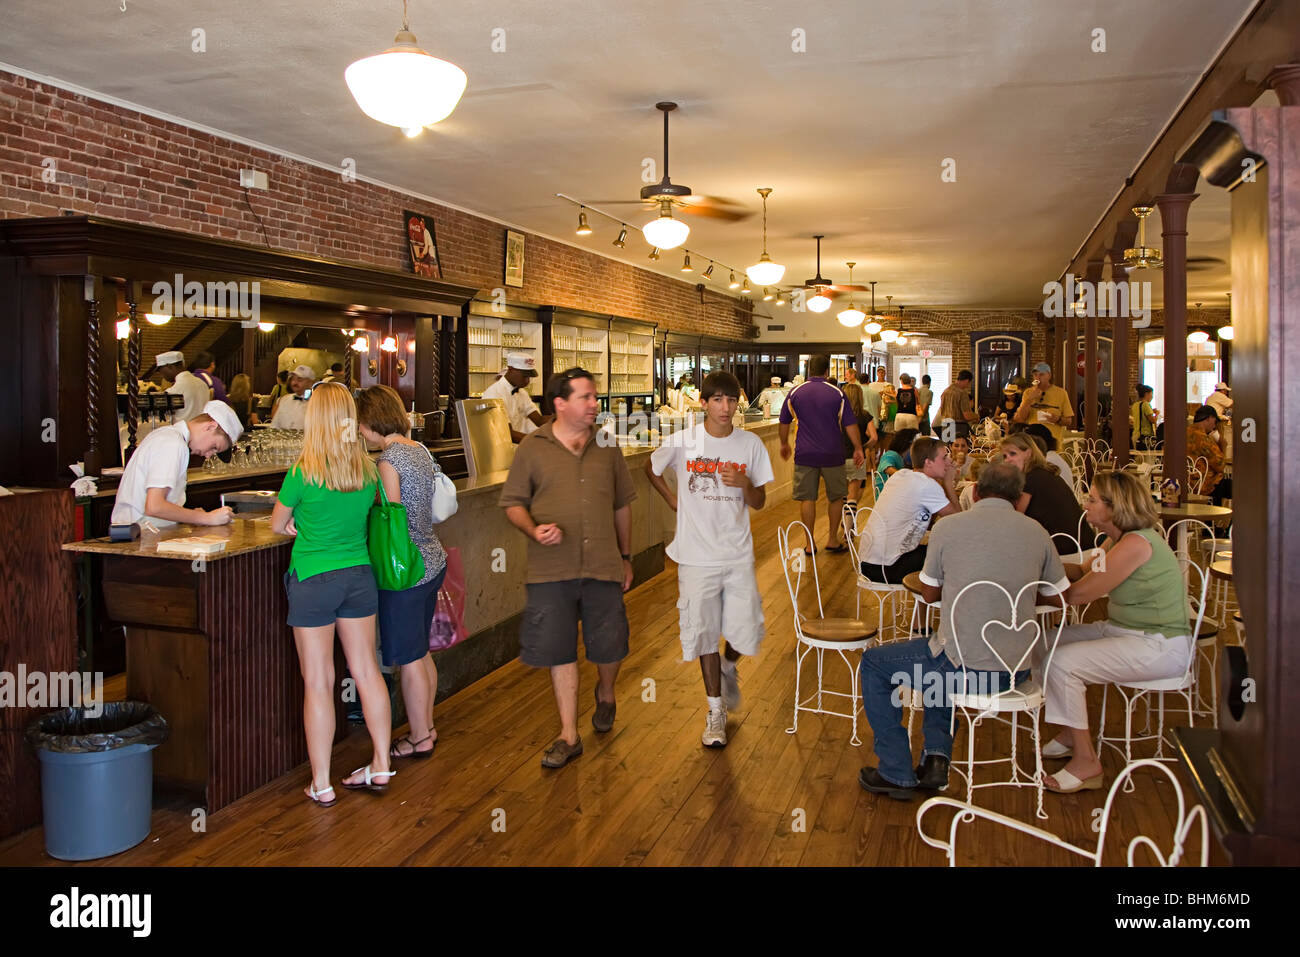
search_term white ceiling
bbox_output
[0,0,1255,312]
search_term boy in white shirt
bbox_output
[647,371,774,748]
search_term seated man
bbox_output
[857,436,960,582]
[857,463,1069,799]
[1186,405,1231,505]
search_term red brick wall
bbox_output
[0,71,752,339]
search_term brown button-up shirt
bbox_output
[499,423,636,584]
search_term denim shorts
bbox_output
[377,565,447,667]
[284,565,378,628]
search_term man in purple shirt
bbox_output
[191,351,228,404]
[779,354,866,554]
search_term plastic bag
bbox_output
[26,702,169,754]
[429,547,467,651]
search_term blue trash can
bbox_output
[26,703,169,861]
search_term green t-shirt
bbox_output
[277,465,377,581]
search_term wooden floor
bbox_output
[0,496,1227,866]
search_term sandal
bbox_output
[342,764,396,792]
[823,542,848,554]
[1044,767,1104,794]
[391,733,436,760]
[1042,738,1073,760]
[306,782,337,807]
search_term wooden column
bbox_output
[83,276,103,477]
[1063,306,1077,414]
[1156,180,1198,504]
[1084,259,1104,440]
[1108,219,1138,467]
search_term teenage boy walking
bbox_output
[647,371,774,747]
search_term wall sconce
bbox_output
[351,336,369,352]
[368,359,379,377]
[396,359,408,376]
[380,336,398,353]
[116,318,131,340]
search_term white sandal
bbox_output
[1042,738,1073,759]
[1045,767,1104,794]
[307,782,337,806]
[342,765,395,792]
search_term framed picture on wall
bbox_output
[404,211,442,279]
[504,229,525,287]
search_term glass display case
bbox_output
[552,322,607,395]
[466,314,543,398]
[607,324,655,417]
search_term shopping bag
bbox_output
[429,547,467,651]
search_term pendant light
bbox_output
[680,252,694,272]
[643,200,689,250]
[863,284,883,335]
[575,210,592,235]
[1122,206,1163,270]
[836,262,866,328]
[774,289,787,307]
[702,262,714,280]
[741,277,752,295]
[345,1,468,137]
[805,235,833,312]
[746,188,785,286]
[728,271,740,290]
[612,225,628,248]
[1218,294,1234,339]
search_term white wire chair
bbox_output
[945,579,1068,821]
[1096,559,1209,779]
[915,758,1209,866]
[779,520,878,746]
[842,505,910,644]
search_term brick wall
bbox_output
[0,71,752,339]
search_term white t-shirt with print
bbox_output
[650,424,775,567]
[859,468,952,566]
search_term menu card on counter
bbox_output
[155,535,230,557]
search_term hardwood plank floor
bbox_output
[0,496,1229,866]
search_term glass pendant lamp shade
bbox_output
[879,329,899,343]
[1188,330,1210,344]
[145,313,171,325]
[864,320,882,335]
[345,25,467,132]
[1217,326,1234,340]
[807,292,832,313]
[642,209,689,250]
[837,306,865,327]
[746,254,785,287]
[257,322,276,332]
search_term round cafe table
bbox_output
[902,571,926,597]
[1209,559,1233,583]
[1161,503,1232,566]
[902,572,937,638]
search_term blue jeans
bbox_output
[859,637,1029,787]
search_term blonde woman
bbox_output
[227,373,253,429]
[1042,472,1192,793]
[271,381,393,805]
[999,432,1093,553]
[841,382,877,505]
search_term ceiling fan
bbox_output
[582,102,752,235]
[791,236,867,310]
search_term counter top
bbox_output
[63,515,291,560]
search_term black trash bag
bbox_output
[26,702,169,754]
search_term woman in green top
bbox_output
[1130,383,1158,450]
[271,381,394,806]
[1039,471,1193,794]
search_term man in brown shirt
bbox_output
[937,369,978,440]
[500,367,636,769]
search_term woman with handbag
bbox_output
[271,381,394,805]
[356,385,451,761]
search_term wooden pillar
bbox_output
[1109,266,1131,466]
[1156,185,1198,504]
[83,276,103,477]
[1063,306,1077,415]
[1084,260,1104,440]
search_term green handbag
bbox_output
[368,481,426,591]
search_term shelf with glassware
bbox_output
[608,329,654,399]
[551,323,607,396]
[466,314,543,398]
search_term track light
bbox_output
[612,225,628,248]
[648,247,660,261]
[576,210,592,236]
[741,277,751,295]
[774,290,786,307]
[702,263,714,280]
[728,271,740,290]
[681,252,693,272]
[762,288,774,301]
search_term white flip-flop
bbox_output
[1042,738,1073,759]
[1045,767,1104,794]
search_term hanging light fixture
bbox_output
[728,271,740,290]
[1217,325,1234,340]
[612,225,628,248]
[741,277,751,295]
[344,0,467,137]
[836,262,866,327]
[864,283,883,335]
[879,329,899,343]
[762,288,774,301]
[746,188,785,286]
[145,313,171,325]
[648,247,661,261]
[643,200,688,250]
[1122,206,1163,270]
[258,322,276,332]
[897,335,909,346]
[1188,330,1210,344]
[575,210,592,235]
[808,292,832,313]
[680,252,693,272]
[805,235,833,312]
[774,289,787,307]
[702,262,714,280]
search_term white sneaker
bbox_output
[720,664,742,711]
[702,709,728,748]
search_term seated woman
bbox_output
[1041,471,1193,793]
[873,428,919,499]
[999,433,1094,553]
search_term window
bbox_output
[1140,337,1220,427]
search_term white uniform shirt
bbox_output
[270,393,310,430]
[166,370,211,422]
[110,421,192,527]
[756,388,787,417]
[481,375,538,436]
[1206,390,1233,419]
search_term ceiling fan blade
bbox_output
[581,199,659,206]
[826,284,868,293]
[675,196,753,221]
